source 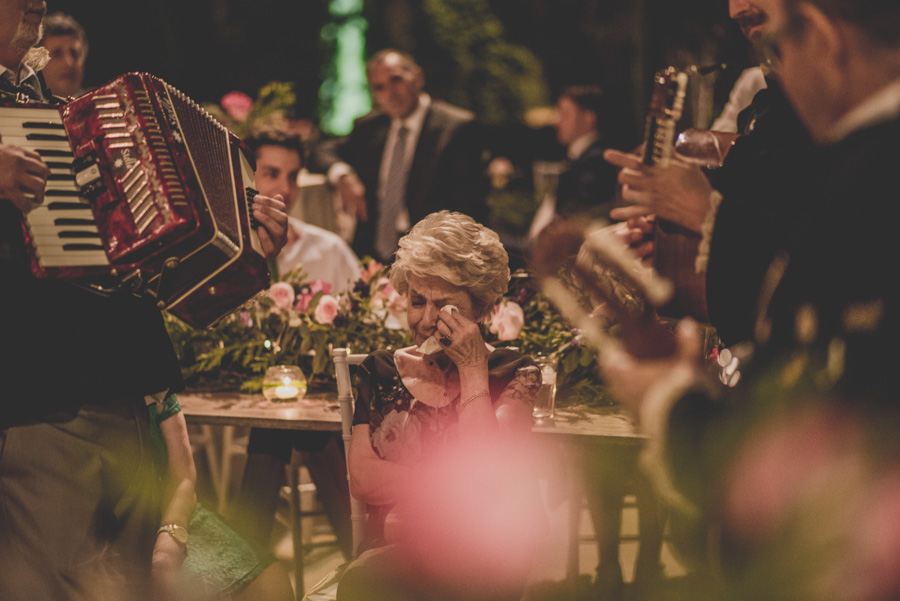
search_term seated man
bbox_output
[38,12,88,98]
[245,129,360,292]
[229,129,356,559]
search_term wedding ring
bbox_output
[439,334,452,346]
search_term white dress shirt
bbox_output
[277,217,361,294]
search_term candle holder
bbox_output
[262,365,307,402]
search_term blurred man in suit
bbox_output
[309,49,488,263]
[553,84,619,222]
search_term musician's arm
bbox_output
[0,144,50,212]
[598,317,713,513]
[251,193,289,259]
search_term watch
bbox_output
[156,523,189,546]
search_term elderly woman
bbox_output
[337,211,542,601]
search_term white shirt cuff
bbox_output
[327,162,355,187]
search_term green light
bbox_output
[320,0,370,135]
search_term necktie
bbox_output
[376,126,409,261]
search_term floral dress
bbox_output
[351,346,541,549]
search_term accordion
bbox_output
[0,72,269,329]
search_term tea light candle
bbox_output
[275,384,299,399]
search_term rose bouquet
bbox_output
[164,260,411,393]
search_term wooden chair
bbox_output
[332,348,369,557]
[298,348,368,601]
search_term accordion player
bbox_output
[0,72,270,329]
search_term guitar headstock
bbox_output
[642,67,689,167]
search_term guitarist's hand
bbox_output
[604,149,712,234]
[599,317,703,426]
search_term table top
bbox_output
[179,390,342,431]
[179,391,643,442]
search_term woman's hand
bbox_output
[151,531,186,593]
[436,308,488,369]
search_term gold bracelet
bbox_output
[457,389,490,413]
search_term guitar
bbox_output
[639,66,716,322]
[530,219,677,360]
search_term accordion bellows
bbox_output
[8,72,269,328]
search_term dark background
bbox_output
[46,0,753,144]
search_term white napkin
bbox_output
[417,305,458,355]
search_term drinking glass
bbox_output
[533,355,558,422]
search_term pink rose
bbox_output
[294,292,313,313]
[220,91,253,121]
[490,301,524,341]
[309,280,333,295]
[314,294,340,324]
[268,282,295,310]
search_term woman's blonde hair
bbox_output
[390,211,510,321]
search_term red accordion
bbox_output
[2,73,269,328]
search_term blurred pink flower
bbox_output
[361,261,383,283]
[221,91,253,121]
[239,310,253,327]
[309,280,333,295]
[294,292,313,313]
[490,301,524,341]
[314,294,340,324]
[268,282,295,310]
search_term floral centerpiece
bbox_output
[164,260,411,393]
[166,262,612,405]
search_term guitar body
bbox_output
[655,221,708,320]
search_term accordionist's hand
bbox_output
[0,144,49,213]
[253,193,289,259]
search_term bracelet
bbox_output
[457,389,490,413]
[157,523,189,545]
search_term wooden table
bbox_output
[179,391,640,441]
[179,389,342,431]
[179,392,644,593]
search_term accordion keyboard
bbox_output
[0,106,108,267]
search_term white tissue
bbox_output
[417,305,458,355]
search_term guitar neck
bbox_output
[642,68,688,167]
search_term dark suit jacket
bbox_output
[555,138,619,221]
[704,81,814,346]
[309,100,488,261]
